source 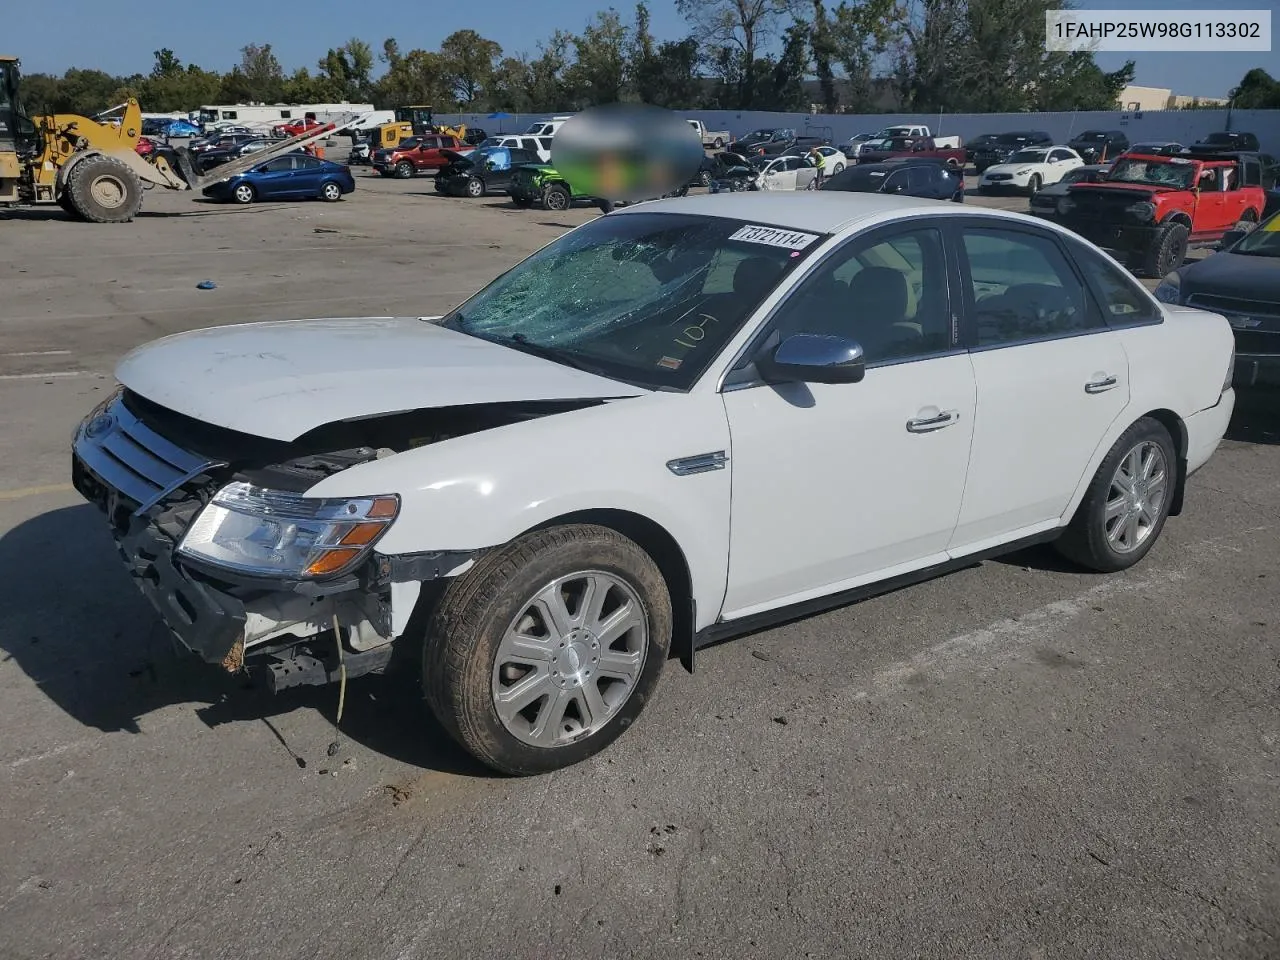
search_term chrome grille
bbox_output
[74,394,224,516]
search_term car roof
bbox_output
[609,192,1028,234]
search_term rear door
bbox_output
[288,155,324,197]
[947,218,1131,550]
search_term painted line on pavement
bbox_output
[0,371,91,381]
[0,483,76,501]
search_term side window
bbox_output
[281,110,292,119]
[768,227,952,364]
[224,111,237,120]
[294,155,320,170]
[260,157,293,173]
[883,169,909,193]
[907,166,933,191]
[1049,149,1068,162]
[961,227,1102,346]
[537,137,553,152]
[1068,240,1161,325]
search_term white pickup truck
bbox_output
[687,119,731,149]
[874,124,962,150]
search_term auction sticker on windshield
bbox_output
[729,225,821,250]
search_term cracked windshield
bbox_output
[1106,157,1196,189]
[440,212,822,389]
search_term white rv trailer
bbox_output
[197,102,376,128]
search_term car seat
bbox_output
[844,266,918,358]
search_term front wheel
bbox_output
[1054,417,1176,573]
[466,177,484,197]
[1142,220,1190,278]
[542,183,571,211]
[395,161,414,179]
[422,524,672,776]
[832,163,845,174]
[1027,174,1042,197]
[232,183,256,204]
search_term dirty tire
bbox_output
[466,177,484,197]
[713,137,724,149]
[542,183,571,211]
[1142,220,1190,278]
[422,524,672,776]
[320,181,343,201]
[64,156,143,223]
[395,161,414,179]
[1054,417,1176,574]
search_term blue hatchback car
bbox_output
[203,154,356,205]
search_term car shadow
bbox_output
[0,504,490,777]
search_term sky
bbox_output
[9,0,1279,101]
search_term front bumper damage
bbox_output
[71,392,475,692]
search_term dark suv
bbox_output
[1193,131,1261,153]
[1068,130,1130,164]
[971,131,1053,172]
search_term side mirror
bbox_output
[756,334,866,385]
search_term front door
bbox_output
[947,220,1131,551]
[252,156,296,198]
[720,222,977,618]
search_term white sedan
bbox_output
[753,154,820,191]
[979,145,1084,195]
[71,194,1236,775]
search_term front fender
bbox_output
[306,391,733,630]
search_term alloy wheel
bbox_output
[1103,440,1168,553]
[491,571,648,748]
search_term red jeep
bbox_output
[372,134,472,178]
[1054,151,1266,277]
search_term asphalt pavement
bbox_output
[0,170,1277,960]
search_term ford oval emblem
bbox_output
[85,414,114,439]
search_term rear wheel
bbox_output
[1054,418,1176,572]
[698,169,713,187]
[542,183,571,211]
[422,524,672,775]
[1142,220,1189,278]
[57,191,86,220]
[64,156,143,223]
[713,138,724,149]
[320,181,343,202]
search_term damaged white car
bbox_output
[73,193,1236,775]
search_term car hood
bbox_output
[1033,180,1076,199]
[115,317,646,442]
[1182,250,1280,302]
[439,149,473,167]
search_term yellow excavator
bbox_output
[1,54,366,223]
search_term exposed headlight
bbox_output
[1126,201,1156,220]
[1057,197,1075,215]
[1153,271,1181,304]
[178,482,400,579]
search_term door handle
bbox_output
[906,410,958,433]
[1085,375,1118,394]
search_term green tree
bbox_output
[1230,68,1280,108]
[151,49,183,78]
[489,56,536,112]
[221,43,284,102]
[565,10,630,106]
[318,38,375,101]
[377,48,452,107]
[439,30,504,106]
[528,31,576,111]
[676,0,792,107]
[831,0,900,111]
[810,0,838,113]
